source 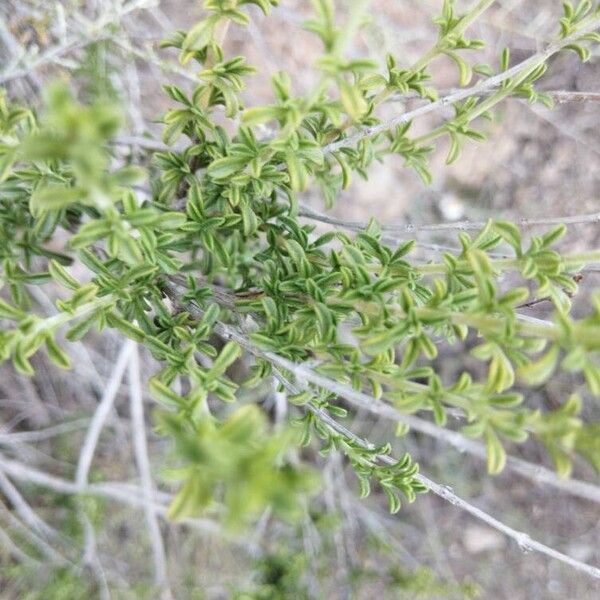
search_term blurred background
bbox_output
[0,1,599,598]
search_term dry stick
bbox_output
[298,203,600,234]
[111,36,200,84]
[299,204,527,261]
[419,474,600,579]
[75,339,135,600]
[322,15,600,157]
[0,418,91,445]
[75,340,136,489]
[0,470,62,543]
[162,285,600,577]
[544,90,600,104]
[113,135,172,152]
[0,16,42,92]
[0,522,38,565]
[0,456,232,540]
[128,345,173,600]
[387,89,600,105]
[0,497,70,566]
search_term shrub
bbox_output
[1,0,600,595]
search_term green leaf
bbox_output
[382,484,402,514]
[207,156,248,179]
[549,446,573,479]
[45,336,72,369]
[494,221,522,255]
[241,203,259,236]
[69,220,112,248]
[339,79,368,122]
[485,429,506,474]
[242,106,280,126]
[48,261,80,290]
[583,363,600,396]
[30,186,86,213]
[0,298,25,320]
[446,133,461,164]
[208,342,242,379]
[358,477,371,499]
[65,318,96,342]
[13,342,35,376]
[446,51,472,86]
[313,302,335,342]
[105,313,146,343]
[182,16,218,52]
[285,152,308,192]
[517,345,559,386]
[498,287,529,307]
[168,477,211,520]
[149,378,185,408]
[155,212,188,230]
[486,349,514,393]
[467,248,493,277]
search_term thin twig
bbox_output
[0,497,70,566]
[76,340,135,488]
[75,339,135,599]
[0,456,231,540]
[0,470,62,543]
[128,344,172,600]
[387,89,600,105]
[419,473,600,579]
[272,369,600,580]
[112,135,172,152]
[0,418,90,444]
[298,203,600,234]
[322,16,600,156]
[0,522,38,565]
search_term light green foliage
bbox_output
[158,404,317,526]
[1,0,600,530]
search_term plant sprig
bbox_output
[1,0,600,531]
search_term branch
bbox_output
[271,369,600,580]
[387,89,600,105]
[0,418,90,445]
[128,344,173,600]
[75,340,135,490]
[0,521,38,565]
[169,280,600,566]
[75,339,135,598]
[0,470,62,543]
[542,89,600,102]
[298,203,600,234]
[0,496,70,566]
[419,473,600,579]
[0,456,234,540]
[163,281,600,506]
[322,16,600,156]
[113,135,172,153]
